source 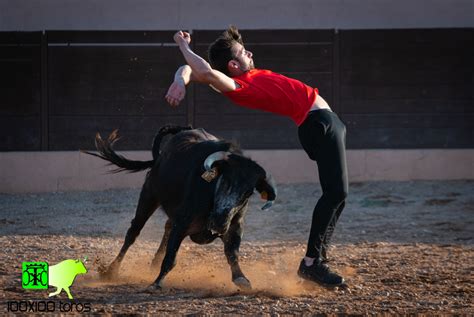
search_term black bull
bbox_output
[83,125,277,289]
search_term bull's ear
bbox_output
[201,167,219,182]
[255,174,277,210]
[202,151,230,182]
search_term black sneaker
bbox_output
[297,259,345,286]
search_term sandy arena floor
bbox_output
[0,181,473,315]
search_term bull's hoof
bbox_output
[233,277,252,290]
[145,283,162,293]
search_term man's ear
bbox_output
[228,60,239,70]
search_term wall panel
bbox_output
[0,32,42,150]
[0,29,472,151]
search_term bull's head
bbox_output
[203,151,277,235]
[74,259,88,274]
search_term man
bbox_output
[165,27,348,286]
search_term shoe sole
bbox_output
[297,271,346,288]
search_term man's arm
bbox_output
[165,65,193,107]
[173,31,237,93]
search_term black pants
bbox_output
[298,109,348,259]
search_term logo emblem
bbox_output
[22,262,49,290]
[21,259,87,299]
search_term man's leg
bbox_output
[321,201,345,262]
[303,149,347,261]
[297,110,348,285]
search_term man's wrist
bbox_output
[178,41,190,51]
[174,77,186,86]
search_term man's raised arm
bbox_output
[173,31,237,93]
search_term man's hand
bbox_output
[165,80,186,107]
[173,31,191,47]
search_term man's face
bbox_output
[231,42,254,72]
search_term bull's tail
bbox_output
[151,125,192,160]
[81,130,155,173]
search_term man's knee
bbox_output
[324,189,347,206]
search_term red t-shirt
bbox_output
[223,69,318,126]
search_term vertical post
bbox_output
[332,29,341,114]
[186,29,195,127]
[40,31,49,150]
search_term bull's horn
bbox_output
[203,151,230,171]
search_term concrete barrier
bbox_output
[0,149,473,193]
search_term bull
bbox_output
[83,126,277,289]
[48,259,87,299]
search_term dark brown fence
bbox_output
[340,29,473,148]
[1,29,472,151]
[0,32,42,150]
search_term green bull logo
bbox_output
[48,259,88,299]
[22,259,87,299]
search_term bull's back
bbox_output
[160,128,218,154]
[158,128,222,180]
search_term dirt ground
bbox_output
[0,180,473,315]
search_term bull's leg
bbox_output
[48,287,61,298]
[150,223,186,289]
[150,219,172,270]
[102,182,159,280]
[222,217,252,290]
[63,287,73,300]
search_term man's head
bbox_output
[208,26,254,77]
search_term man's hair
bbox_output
[208,26,244,76]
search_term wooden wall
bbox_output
[340,29,473,148]
[0,29,472,151]
[0,32,42,150]
[47,31,187,150]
